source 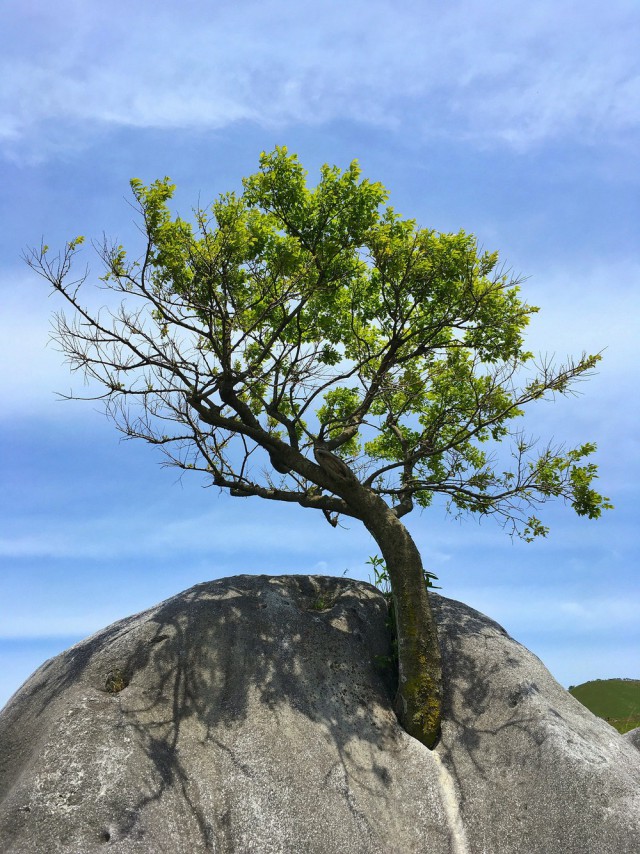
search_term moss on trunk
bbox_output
[363,502,443,749]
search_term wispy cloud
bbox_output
[2,0,638,159]
[0,504,371,562]
[453,585,639,635]
[525,259,640,369]
[454,584,640,685]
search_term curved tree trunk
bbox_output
[362,500,443,749]
[306,455,443,749]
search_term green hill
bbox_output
[569,679,640,734]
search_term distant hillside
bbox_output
[569,679,640,734]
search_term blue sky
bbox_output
[1,0,638,708]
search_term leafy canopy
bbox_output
[27,147,611,538]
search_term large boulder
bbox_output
[0,574,638,853]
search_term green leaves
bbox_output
[243,146,388,251]
[67,235,85,251]
[37,148,610,541]
[532,442,613,520]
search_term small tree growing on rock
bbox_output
[25,148,611,748]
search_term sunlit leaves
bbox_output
[29,148,611,540]
[531,443,613,520]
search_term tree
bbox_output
[25,148,611,749]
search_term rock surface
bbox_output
[625,726,640,751]
[0,574,638,853]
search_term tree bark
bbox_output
[361,498,443,749]
[252,439,444,750]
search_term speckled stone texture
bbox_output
[0,574,639,853]
[624,726,640,751]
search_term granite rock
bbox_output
[0,574,638,853]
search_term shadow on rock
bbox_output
[432,595,640,854]
[0,575,452,854]
[2,576,640,854]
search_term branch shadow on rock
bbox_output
[2,575,401,850]
[432,595,559,813]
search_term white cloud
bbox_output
[2,0,638,159]
[523,259,640,366]
[0,269,98,419]
[450,584,639,637]
[0,263,167,420]
[0,502,371,562]
[0,278,65,418]
[511,259,640,483]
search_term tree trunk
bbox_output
[363,503,443,749]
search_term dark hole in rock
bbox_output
[104,668,129,694]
